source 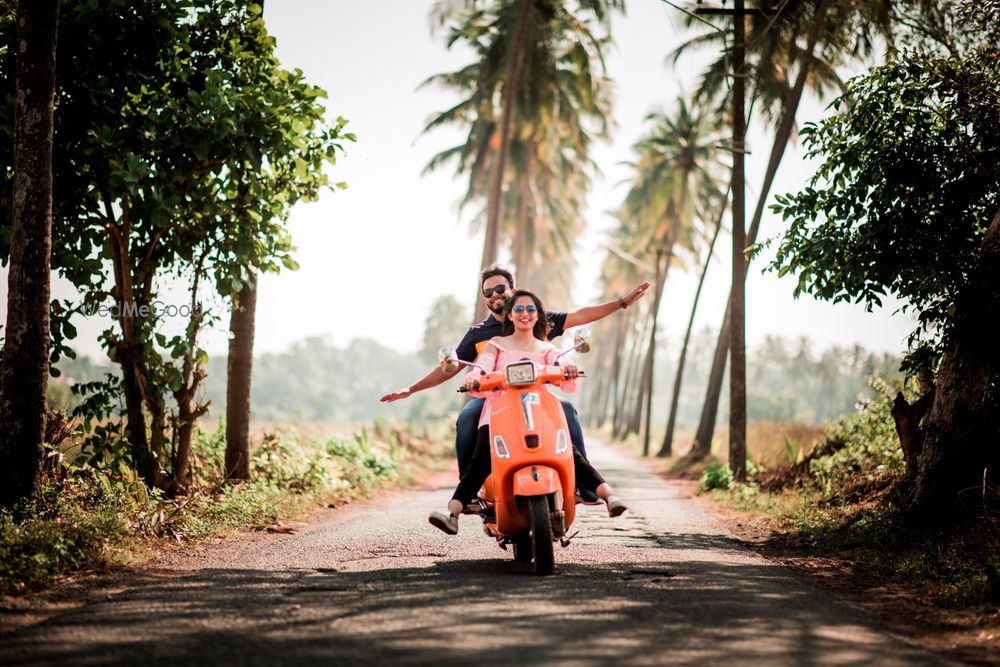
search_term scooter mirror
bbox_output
[573,329,592,354]
[438,347,460,373]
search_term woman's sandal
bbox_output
[429,511,459,535]
[605,496,627,518]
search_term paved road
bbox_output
[1,439,953,666]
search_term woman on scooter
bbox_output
[429,289,628,535]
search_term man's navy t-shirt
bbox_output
[454,311,568,363]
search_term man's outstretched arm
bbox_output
[379,365,460,403]
[564,281,651,329]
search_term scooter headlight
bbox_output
[506,361,536,386]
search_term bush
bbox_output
[2,421,436,595]
[0,470,140,594]
[808,378,906,497]
[700,461,733,492]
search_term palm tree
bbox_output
[658,184,728,458]
[423,0,621,316]
[679,0,892,460]
[608,97,727,453]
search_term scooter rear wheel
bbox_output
[528,496,555,575]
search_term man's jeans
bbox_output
[455,397,589,478]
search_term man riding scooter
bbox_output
[380,265,649,501]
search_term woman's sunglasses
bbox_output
[482,284,508,298]
[511,305,537,314]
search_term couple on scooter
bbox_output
[430,287,633,535]
[380,265,649,533]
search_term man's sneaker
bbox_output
[577,488,602,505]
[429,511,459,535]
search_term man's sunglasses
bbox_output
[482,284,509,298]
[511,304,537,314]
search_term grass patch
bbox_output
[0,420,452,596]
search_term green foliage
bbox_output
[768,49,1000,369]
[807,379,906,497]
[0,421,428,595]
[0,0,354,482]
[699,461,733,492]
[52,336,466,425]
[326,429,398,489]
[0,469,147,593]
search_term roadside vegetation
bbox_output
[697,376,1000,613]
[0,419,451,596]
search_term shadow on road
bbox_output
[1,545,941,666]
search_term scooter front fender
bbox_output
[511,465,561,498]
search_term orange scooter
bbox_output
[439,330,591,575]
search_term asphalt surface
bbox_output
[0,439,955,666]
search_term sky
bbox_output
[1,0,916,361]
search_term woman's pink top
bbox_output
[466,340,579,428]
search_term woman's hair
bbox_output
[502,289,550,340]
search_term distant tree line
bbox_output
[51,331,895,426]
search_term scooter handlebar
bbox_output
[456,370,585,391]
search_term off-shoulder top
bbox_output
[465,339,578,428]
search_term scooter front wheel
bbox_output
[528,496,555,575]
[512,535,532,563]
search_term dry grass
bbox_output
[712,421,826,466]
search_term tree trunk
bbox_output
[905,208,1000,522]
[595,312,628,429]
[513,136,535,283]
[690,304,730,460]
[171,257,211,494]
[106,220,162,486]
[689,0,831,462]
[625,303,655,438]
[475,0,534,322]
[226,275,257,481]
[730,2,748,482]
[0,0,59,510]
[641,246,673,456]
[659,191,728,457]
[613,314,645,439]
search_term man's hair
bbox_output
[501,289,550,340]
[480,264,515,289]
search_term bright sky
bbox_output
[1,0,915,360]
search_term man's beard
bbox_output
[488,299,507,315]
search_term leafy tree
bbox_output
[768,47,1000,520]
[0,0,58,510]
[420,295,470,364]
[0,1,350,492]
